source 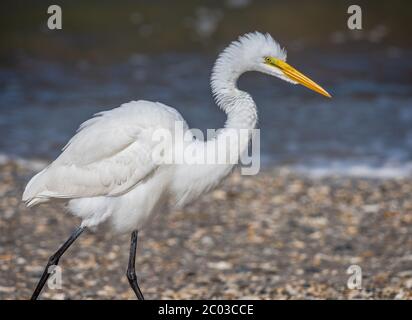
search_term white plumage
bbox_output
[23,32,329,234]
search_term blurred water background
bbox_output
[1,0,412,178]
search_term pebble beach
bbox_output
[0,159,411,300]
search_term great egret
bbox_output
[23,32,330,300]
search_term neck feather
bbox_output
[210,51,257,130]
[200,50,258,173]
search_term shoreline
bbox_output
[2,152,412,181]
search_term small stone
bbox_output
[0,286,15,293]
[207,261,232,270]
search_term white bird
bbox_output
[23,32,331,300]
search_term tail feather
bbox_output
[26,197,50,207]
[22,168,49,207]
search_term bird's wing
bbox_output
[23,100,186,205]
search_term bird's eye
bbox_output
[264,57,271,63]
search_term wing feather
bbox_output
[23,100,185,206]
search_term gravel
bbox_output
[0,161,411,299]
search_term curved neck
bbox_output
[210,52,257,130]
[171,48,260,206]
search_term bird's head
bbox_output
[214,32,331,98]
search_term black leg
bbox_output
[126,230,144,300]
[30,226,85,300]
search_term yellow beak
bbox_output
[266,57,331,98]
